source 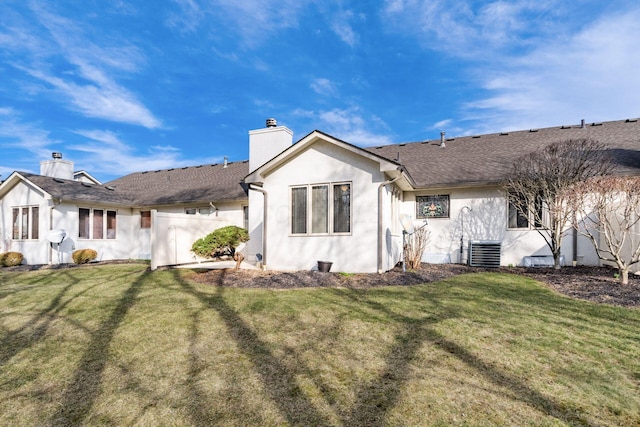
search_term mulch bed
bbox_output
[4,261,638,308]
[191,264,640,308]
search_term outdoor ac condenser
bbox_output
[468,241,501,268]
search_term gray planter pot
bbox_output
[317,261,333,273]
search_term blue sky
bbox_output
[1,0,639,183]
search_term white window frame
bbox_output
[185,207,214,215]
[11,206,39,240]
[506,194,546,230]
[79,208,117,240]
[290,181,352,236]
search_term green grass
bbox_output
[0,264,639,426]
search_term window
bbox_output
[333,183,351,233]
[291,182,351,235]
[185,207,213,215]
[79,208,117,239]
[12,206,39,240]
[508,196,529,229]
[416,195,450,218]
[243,206,249,230]
[107,211,117,239]
[93,209,104,239]
[79,208,90,238]
[141,211,151,229]
[508,193,546,229]
[291,187,307,234]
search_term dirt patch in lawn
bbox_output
[191,264,640,308]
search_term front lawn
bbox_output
[1,264,638,426]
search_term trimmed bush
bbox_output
[72,249,98,264]
[191,226,249,259]
[0,252,24,267]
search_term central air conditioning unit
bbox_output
[468,241,501,268]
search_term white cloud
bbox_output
[310,78,339,97]
[294,107,394,147]
[463,8,640,132]
[330,10,360,47]
[3,3,161,129]
[70,129,221,176]
[432,119,452,129]
[382,1,640,134]
[382,0,560,57]
[0,116,57,158]
[177,0,310,48]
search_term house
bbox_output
[1,118,639,272]
[0,153,248,267]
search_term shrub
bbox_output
[0,252,24,267]
[191,226,249,259]
[72,249,98,264]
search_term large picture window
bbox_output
[291,182,351,235]
[416,195,449,218]
[11,206,39,240]
[79,208,117,239]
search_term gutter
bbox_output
[248,183,268,269]
[378,174,401,273]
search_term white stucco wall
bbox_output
[403,186,599,267]
[51,203,137,264]
[258,140,391,273]
[0,180,51,265]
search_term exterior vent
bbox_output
[266,118,277,127]
[52,152,62,159]
[468,241,501,267]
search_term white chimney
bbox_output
[40,152,74,180]
[249,118,293,171]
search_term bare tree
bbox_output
[504,138,613,269]
[568,176,640,284]
[404,225,430,270]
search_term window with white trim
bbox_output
[79,208,117,239]
[12,206,39,240]
[291,182,351,235]
[507,193,545,229]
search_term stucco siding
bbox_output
[404,186,599,267]
[260,141,387,273]
[0,180,51,264]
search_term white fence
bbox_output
[150,210,229,270]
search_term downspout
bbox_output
[378,175,401,273]
[48,198,61,265]
[248,183,268,269]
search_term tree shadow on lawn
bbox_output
[0,270,107,369]
[332,287,594,426]
[48,270,148,426]
[179,270,596,426]
[177,269,332,427]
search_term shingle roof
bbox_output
[18,172,137,206]
[366,119,640,189]
[104,160,249,206]
[11,119,640,206]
